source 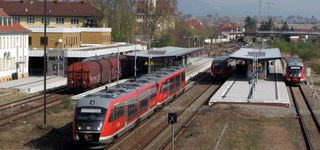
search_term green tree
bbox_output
[244,16,257,32]
[259,18,274,31]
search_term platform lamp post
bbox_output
[57,38,62,77]
[43,0,47,127]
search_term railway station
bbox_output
[126,46,207,73]
[209,48,290,106]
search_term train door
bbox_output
[108,102,125,134]
[169,78,175,96]
[149,86,157,108]
[159,80,169,104]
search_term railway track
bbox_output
[0,87,70,128]
[109,70,222,150]
[290,86,320,150]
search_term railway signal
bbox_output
[168,112,177,150]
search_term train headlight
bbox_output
[299,73,301,77]
[71,81,74,84]
[78,126,82,130]
[83,81,86,85]
[97,123,102,131]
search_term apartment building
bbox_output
[0,8,30,82]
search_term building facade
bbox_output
[0,0,102,28]
[28,27,112,49]
[0,8,30,82]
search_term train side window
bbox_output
[150,86,157,98]
[139,91,149,112]
[127,97,138,120]
[169,78,174,94]
[109,102,124,122]
[176,75,180,89]
[161,81,168,93]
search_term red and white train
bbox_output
[211,56,234,79]
[285,56,305,84]
[73,67,186,148]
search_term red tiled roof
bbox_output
[185,19,204,29]
[0,8,8,16]
[0,7,30,33]
[0,0,102,17]
[0,23,30,33]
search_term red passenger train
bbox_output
[73,67,186,148]
[285,56,305,84]
[68,55,131,91]
[211,56,234,79]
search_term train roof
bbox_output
[214,56,229,61]
[76,67,185,109]
[286,57,303,67]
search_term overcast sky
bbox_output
[178,0,320,18]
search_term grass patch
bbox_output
[314,81,320,86]
[49,97,74,114]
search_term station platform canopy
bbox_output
[126,46,203,58]
[230,48,282,61]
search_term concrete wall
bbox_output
[0,34,29,82]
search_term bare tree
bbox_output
[137,0,177,43]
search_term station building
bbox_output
[0,0,102,28]
[0,8,30,82]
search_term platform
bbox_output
[0,76,67,94]
[209,59,290,106]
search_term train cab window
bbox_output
[161,81,168,93]
[139,92,149,112]
[127,97,138,120]
[169,79,175,94]
[150,87,157,99]
[76,107,107,131]
[109,103,124,122]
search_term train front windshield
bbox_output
[214,61,226,69]
[289,67,301,77]
[76,107,107,131]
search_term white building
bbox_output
[0,8,30,82]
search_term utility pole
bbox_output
[134,39,137,81]
[258,0,262,18]
[265,1,274,19]
[117,44,120,85]
[43,0,47,127]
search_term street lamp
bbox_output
[57,38,62,76]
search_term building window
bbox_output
[56,17,64,24]
[13,16,20,23]
[26,17,35,23]
[71,18,79,24]
[41,17,49,24]
[28,36,32,46]
[40,37,48,46]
